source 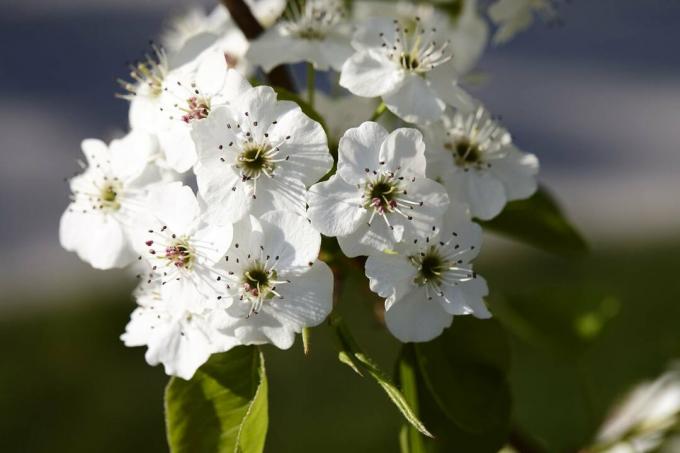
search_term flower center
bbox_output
[240,261,285,315]
[399,53,420,71]
[364,175,399,214]
[411,247,448,287]
[181,96,210,123]
[446,139,482,166]
[381,18,452,75]
[165,239,194,269]
[98,181,122,212]
[284,0,346,41]
[117,43,167,99]
[237,144,275,179]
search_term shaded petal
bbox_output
[464,171,507,220]
[307,176,365,237]
[441,276,491,318]
[337,121,387,184]
[268,260,333,330]
[260,211,321,270]
[378,127,427,177]
[365,253,417,310]
[383,74,445,124]
[340,49,405,98]
[148,182,200,235]
[385,286,452,342]
[489,146,539,201]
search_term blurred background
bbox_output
[1,0,680,451]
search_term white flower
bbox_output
[307,122,449,257]
[154,49,250,173]
[121,282,238,380]
[340,11,476,124]
[119,43,170,136]
[161,5,232,57]
[60,131,160,270]
[353,0,488,76]
[594,362,680,453]
[137,182,233,310]
[216,212,333,349]
[365,202,490,342]
[424,106,539,220]
[245,0,288,27]
[247,0,354,71]
[191,85,332,224]
[488,0,555,44]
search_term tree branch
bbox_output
[219,0,296,91]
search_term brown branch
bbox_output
[220,0,296,91]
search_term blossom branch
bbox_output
[219,0,296,91]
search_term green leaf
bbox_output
[330,314,433,438]
[415,318,512,435]
[272,87,328,135]
[480,186,588,256]
[165,346,268,453]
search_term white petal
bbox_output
[441,276,491,318]
[267,260,333,331]
[80,138,109,167]
[192,223,233,266]
[247,26,306,71]
[427,66,478,112]
[109,130,156,181]
[269,106,332,186]
[318,35,354,71]
[464,171,508,220]
[144,316,214,380]
[337,121,387,184]
[260,211,321,270]
[383,74,445,124]
[195,48,229,95]
[385,286,452,342]
[489,146,539,201]
[307,175,366,237]
[147,182,201,235]
[378,128,427,177]
[158,125,198,173]
[340,49,405,98]
[198,163,254,225]
[397,177,450,243]
[365,253,417,309]
[59,209,133,270]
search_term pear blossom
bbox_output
[161,5,232,58]
[488,0,556,44]
[191,85,332,225]
[424,106,539,220]
[119,43,170,136]
[59,131,160,270]
[365,202,490,342]
[215,212,333,349]
[353,0,488,76]
[121,282,239,380]
[137,182,233,309]
[340,11,477,124]
[307,122,449,257]
[593,362,680,453]
[247,0,354,71]
[154,48,250,173]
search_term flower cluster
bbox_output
[60,0,543,378]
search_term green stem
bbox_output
[306,62,315,108]
[370,101,387,121]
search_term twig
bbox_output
[219,0,296,91]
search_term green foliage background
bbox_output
[2,237,679,452]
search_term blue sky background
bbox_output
[1,0,679,300]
